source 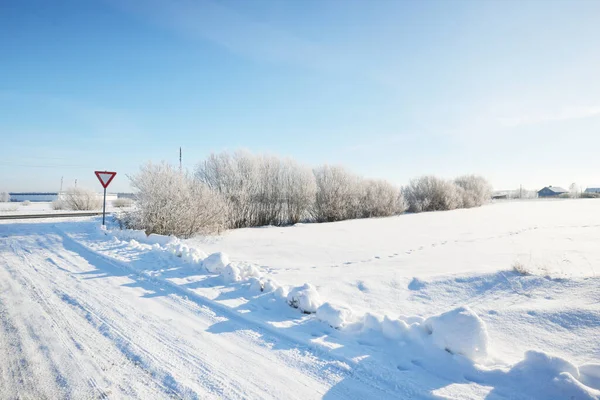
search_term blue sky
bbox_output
[1,0,599,193]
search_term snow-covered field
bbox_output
[1,200,599,399]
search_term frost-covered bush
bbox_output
[112,198,133,208]
[581,192,600,199]
[22,200,31,206]
[54,187,102,211]
[360,179,407,218]
[454,175,493,208]
[403,176,462,213]
[0,192,9,202]
[313,165,363,222]
[196,151,316,227]
[127,162,227,238]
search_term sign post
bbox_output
[94,171,117,226]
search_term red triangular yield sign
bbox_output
[95,171,117,189]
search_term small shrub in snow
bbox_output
[202,252,230,273]
[512,261,530,276]
[316,302,354,329]
[127,162,227,238]
[22,200,31,206]
[286,283,322,313]
[55,187,102,211]
[112,198,133,208]
[423,306,489,361]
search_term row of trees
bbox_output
[125,151,493,237]
[195,152,406,227]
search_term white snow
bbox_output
[286,283,323,313]
[424,306,489,361]
[1,199,599,399]
[0,201,131,215]
[202,252,230,273]
[317,302,355,329]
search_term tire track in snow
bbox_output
[0,233,181,399]
[3,224,395,399]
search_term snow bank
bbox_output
[424,306,489,361]
[287,284,322,313]
[381,316,410,340]
[507,351,600,399]
[167,242,207,265]
[580,364,600,390]
[101,225,175,246]
[202,252,230,273]
[222,262,262,283]
[316,302,354,329]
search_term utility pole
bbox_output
[60,176,63,194]
[75,179,77,188]
[520,184,522,199]
[179,147,182,172]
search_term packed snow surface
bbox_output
[1,199,599,399]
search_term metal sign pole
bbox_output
[102,187,107,226]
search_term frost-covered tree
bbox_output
[127,162,226,237]
[196,151,317,227]
[454,175,493,208]
[360,179,406,218]
[312,165,363,222]
[280,158,317,224]
[54,187,102,211]
[403,176,462,213]
[0,191,9,202]
[569,183,579,199]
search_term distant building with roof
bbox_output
[584,187,600,194]
[537,186,568,198]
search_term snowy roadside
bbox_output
[58,217,600,400]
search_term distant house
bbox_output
[537,186,568,198]
[585,188,600,193]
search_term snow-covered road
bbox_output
[0,223,396,399]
